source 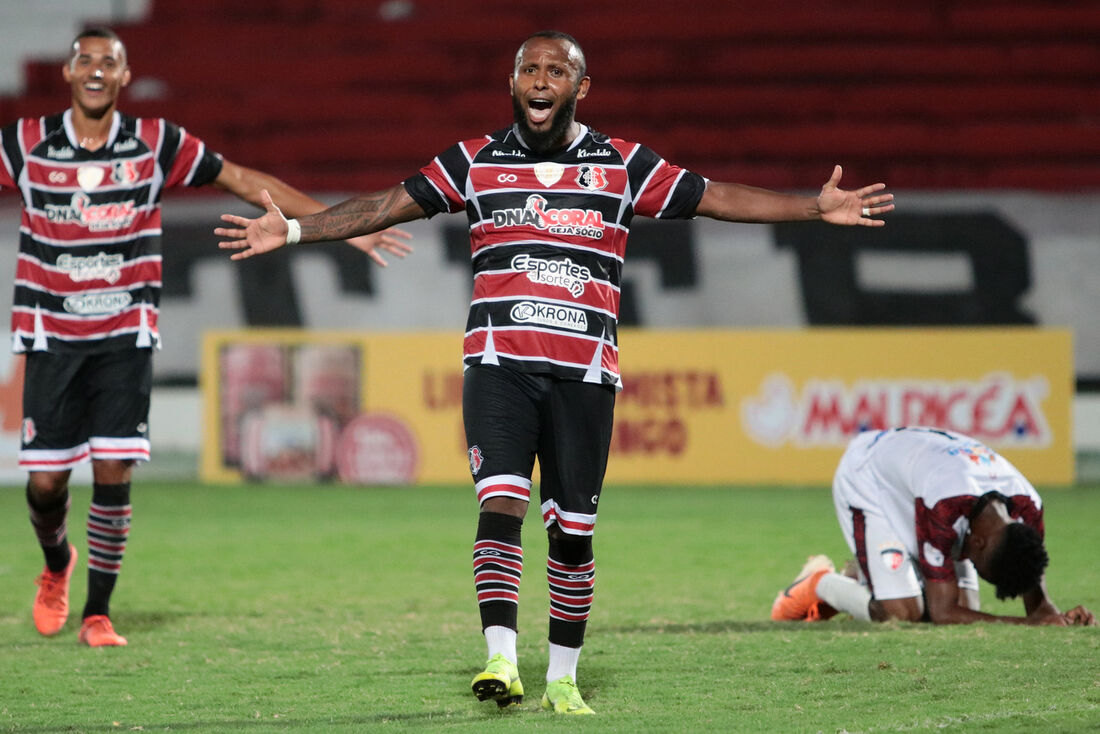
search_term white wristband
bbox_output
[285,218,301,245]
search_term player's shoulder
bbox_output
[462,127,527,163]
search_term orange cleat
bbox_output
[771,555,835,621]
[33,544,77,636]
[78,615,128,647]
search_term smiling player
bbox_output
[1,27,410,648]
[216,30,894,713]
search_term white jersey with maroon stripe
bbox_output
[403,124,706,388]
[834,426,1043,584]
[0,109,223,353]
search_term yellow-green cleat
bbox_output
[541,675,594,714]
[471,653,524,709]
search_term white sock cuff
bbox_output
[484,625,518,664]
[546,642,582,683]
[816,572,873,622]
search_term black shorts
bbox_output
[463,364,615,536]
[20,348,153,471]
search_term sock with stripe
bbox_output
[83,482,132,619]
[546,531,594,650]
[472,511,524,634]
[26,483,72,573]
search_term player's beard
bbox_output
[512,91,578,155]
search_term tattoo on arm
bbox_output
[299,186,421,241]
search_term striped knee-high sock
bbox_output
[472,512,524,631]
[83,483,131,619]
[547,546,595,648]
[26,484,72,573]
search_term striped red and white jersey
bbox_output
[403,124,706,388]
[0,109,224,354]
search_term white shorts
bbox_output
[833,482,978,602]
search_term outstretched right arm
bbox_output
[216,184,426,261]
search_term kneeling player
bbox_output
[771,427,1096,626]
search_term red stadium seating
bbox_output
[3,0,1097,191]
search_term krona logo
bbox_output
[741,372,1052,448]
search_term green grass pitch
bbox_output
[1,481,1097,732]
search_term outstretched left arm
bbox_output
[694,164,894,226]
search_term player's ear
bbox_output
[576,76,590,101]
[121,66,131,88]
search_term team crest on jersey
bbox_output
[76,166,105,191]
[112,159,139,185]
[878,543,906,572]
[534,161,564,187]
[21,417,36,445]
[468,445,484,475]
[576,165,608,191]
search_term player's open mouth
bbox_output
[528,98,553,125]
[84,82,105,92]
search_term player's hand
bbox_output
[346,228,414,267]
[1062,605,1097,626]
[215,189,291,260]
[817,165,895,227]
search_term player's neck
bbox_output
[69,104,115,151]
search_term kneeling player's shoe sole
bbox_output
[771,554,835,621]
[78,615,128,647]
[33,544,78,636]
[471,653,523,708]
[541,675,594,714]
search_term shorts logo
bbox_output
[468,445,484,475]
[878,543,906,572]
[575,165,608,191]
[21,417,36,445]
[510,301,588,331]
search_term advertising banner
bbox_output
[201,328,1073,486]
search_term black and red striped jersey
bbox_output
[404,124,706,388]
[0,109,223,354]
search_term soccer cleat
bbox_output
[33,544,78,636]
[541,675,595,714]
[78,615,128,647]
[471,653,524,708]
[771,554,835,621]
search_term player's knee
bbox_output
[27,471,70,496]
[870,597,923,623]
[91,458,135,485]
[547,526,592,566]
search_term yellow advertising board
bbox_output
[201,328,1073,486]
